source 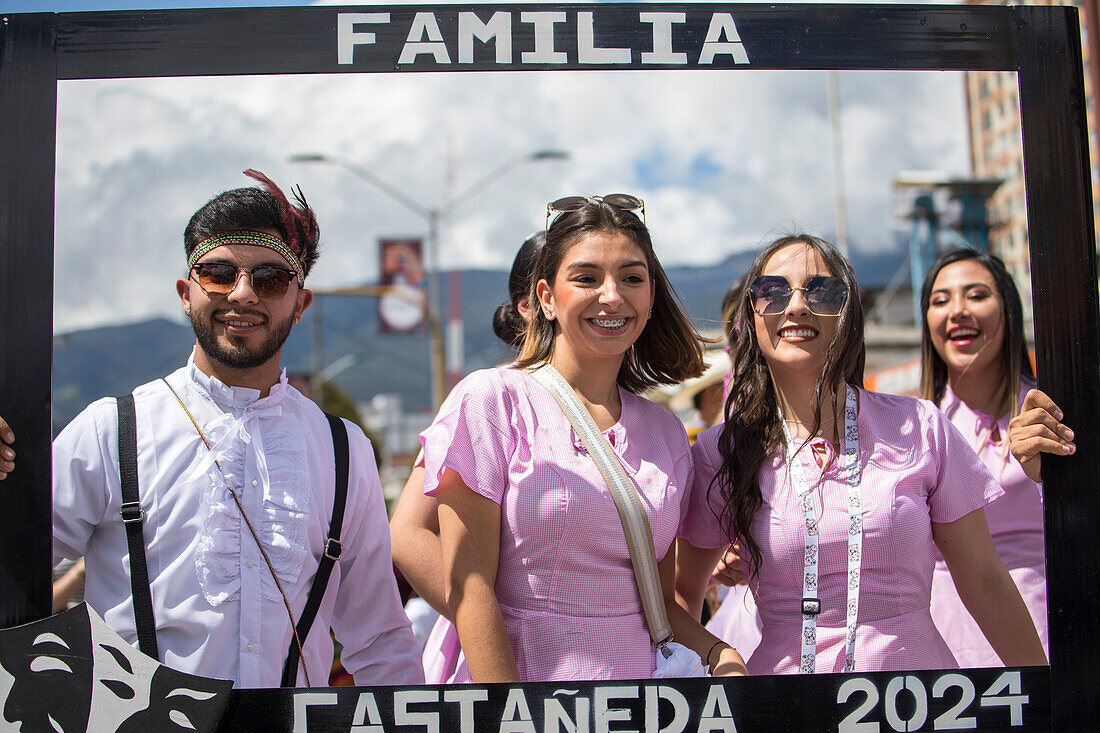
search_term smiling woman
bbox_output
[675,234,1048,675]
[920,248,1049,667]
[422,195,748,683]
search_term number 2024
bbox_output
[837,670,1029,732]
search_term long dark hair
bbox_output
[919,248,1033,417]
[713,235,865,580]
[492,231,546,346]
[514,198,705,393]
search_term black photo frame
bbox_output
[1,4,1096,730]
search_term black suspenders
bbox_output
[117,394,350,685]
[117,394,160,661]
[281,413,349,687]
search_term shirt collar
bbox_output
[941,384,1001,442]
[939,383,964,419]
[186,350,289,409]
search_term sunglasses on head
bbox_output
[545,194,645,231]
[748,275,849,317]
[190,262,297,299]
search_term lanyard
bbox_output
[781,384,862,674]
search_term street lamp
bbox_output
[289,148,568,408]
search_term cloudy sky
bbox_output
[4,0,971,333]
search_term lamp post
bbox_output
[289,149,568,408]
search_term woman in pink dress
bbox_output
[921,248,1048,666]
[421,196,747,683]
[676,235,1046,674]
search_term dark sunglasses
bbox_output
[545,194,645,231]
[748,275,849,317]
[190,263,297,299]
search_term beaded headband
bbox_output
[187,231,305,286]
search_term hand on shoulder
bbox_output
[1008,388,1075,483]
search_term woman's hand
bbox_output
[710,544,746,588]
[1008,389,1075,483]
[666,540,748,677]
[708,643,748,677]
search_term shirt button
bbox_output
[247,643,253,652]
[246,407,254,413]
[247,561,254,568]
[251,479,258,487]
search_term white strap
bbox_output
[781,384,862,673]
[528,364,674,655]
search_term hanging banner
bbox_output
[378,238,427,333]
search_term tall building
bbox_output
[965,0,1100,319]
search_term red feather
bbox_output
[244,168,302,255]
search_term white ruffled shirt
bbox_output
[52,356,423,688]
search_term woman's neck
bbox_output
[549,346,623,424]
[771,368,844,442]
[949,365,1008,418]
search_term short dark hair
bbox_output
[514,198,705,394]
[183,174,320,278]
[492,231,546,346]
[919,248,1033,414]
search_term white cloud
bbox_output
[54,51,968,332]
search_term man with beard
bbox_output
[43,171,423,688]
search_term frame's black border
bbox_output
[1,4,1096,730]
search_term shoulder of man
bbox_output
[55,371,180,446]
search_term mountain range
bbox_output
[51,245,907,432]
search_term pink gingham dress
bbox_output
[681,389,1004,674]
[422,367,693,682]
[929,383,1048,666]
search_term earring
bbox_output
[544,308,555,320]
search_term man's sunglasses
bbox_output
[748,275,849,317]
[545,194,645,231]
[190,263,297,299]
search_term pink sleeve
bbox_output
[678,426,735,549]
[420,369,515,505]
[927,403,1005,523]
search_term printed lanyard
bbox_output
[781,384,861,674]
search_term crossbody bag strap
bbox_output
[280,412,350,687]
[528,365,674,657]
[116,393,160,661]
